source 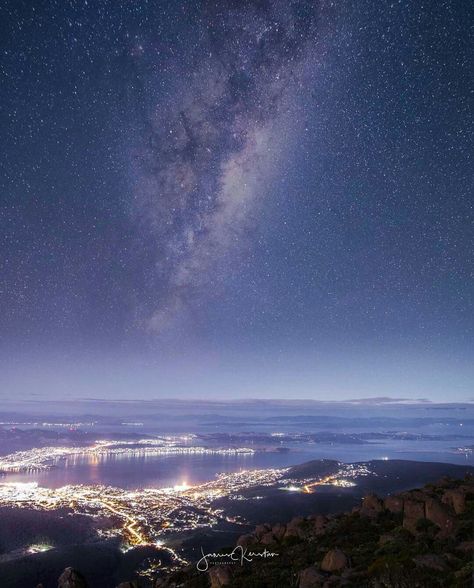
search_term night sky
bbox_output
[1,0,472,401]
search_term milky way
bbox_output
[131,1,320,331]
[1,0,472,401]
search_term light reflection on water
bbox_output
[4,438,472,489]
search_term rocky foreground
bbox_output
[41,475,473,588]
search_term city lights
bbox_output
[0,438,255,474]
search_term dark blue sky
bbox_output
[0,0,472,401]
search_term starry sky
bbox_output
[0,0,472,402]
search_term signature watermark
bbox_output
[197,545,279,572]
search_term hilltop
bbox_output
[154,473,474,588]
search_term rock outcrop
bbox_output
[236,533,255,548]
[285,516,308,539]
[254,523,271,539]
[298,566,326,587]
[208,566,232,587]
[424,497,456,537]
[320,548,349,572]
[360,493,384,518]
[402,498,425,532]
[383,495,403,513]
[260,530,276,545]
[308,514,328,535]
[442,488,466,514]
[57,567,88,588]
[211,474,473,587]
[272,522,287,540]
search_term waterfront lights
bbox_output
[27,543,53,554]
[173,482,189,492]
[280,485,302,492]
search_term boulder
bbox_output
[254,523,271,539]
[360,494,383,518]
[260,531,276,545]
[288,516,305,528]
[442,489,466,514]
[116,583,140,588]
[208,566,232,588]
[402,489,427,502]
[384,495,403,513]
[310,515,328,534]
[424,497,456,537]
[272,522,287,540]
[320,549,349,572]
[402,499,425,533]
[285,516,307,539]
[57,568,88,588]
[298,566,326,587]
